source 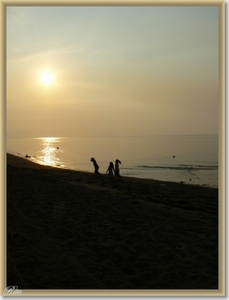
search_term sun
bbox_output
[41,71,54,85]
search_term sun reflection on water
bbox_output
[40,137,60,166]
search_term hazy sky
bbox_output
[7,5,219,138]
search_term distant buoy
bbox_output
[57,147,59,149]
[173,156,175,158]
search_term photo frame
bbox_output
[1,0,225,297]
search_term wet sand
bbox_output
[7,153,218,291]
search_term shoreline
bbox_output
[7,151,218,189]
[7,153,219,290]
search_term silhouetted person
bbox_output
[90,157,101,177]
[106,162,114,179]
[114,159,123,180]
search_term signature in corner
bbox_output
[3,285,22,294]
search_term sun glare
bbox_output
[41,71,54,85]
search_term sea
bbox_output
[7,135,218,188]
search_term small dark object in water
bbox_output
[57,147,59,149]
[173,156,175,158]
[25,154,30,158]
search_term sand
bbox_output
[6,153,219,292]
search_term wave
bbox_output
[132,165,218,171]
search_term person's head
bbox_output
[90,157,95,162]
[115,159,121,164]
[110,162,114,167]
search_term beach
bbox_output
[7,135,218,188]
[7,153,219,292]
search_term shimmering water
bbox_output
[7,135,218,188]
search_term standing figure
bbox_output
[90,157,101,177]
[106,162,114,179]
[114,159,123,180]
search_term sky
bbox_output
[6,5,219,138]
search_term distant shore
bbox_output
[7,153,218,292]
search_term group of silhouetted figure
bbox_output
[90,158,123,180]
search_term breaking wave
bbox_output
[134,165,218,171]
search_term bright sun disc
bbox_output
[41,71,54,85]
